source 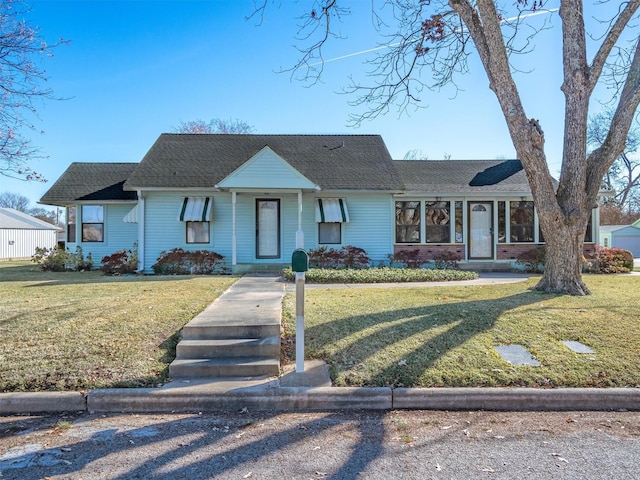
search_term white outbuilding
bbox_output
[0,208,61,260]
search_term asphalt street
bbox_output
[1,410,638,479]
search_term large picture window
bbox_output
[395,201,421,243]
[81,205,104,242]
[187,221,210,244]
[319,223,341,244]
[425,201,450,243]
[510,201,534,242]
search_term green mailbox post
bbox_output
[291,248,309,272]
[291,249,308,372]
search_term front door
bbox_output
[256,199,280,259]
[468,202,493,259]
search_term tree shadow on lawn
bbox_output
[303,290,549,387]
[0,263,238,287]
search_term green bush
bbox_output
[152,248,227,275]
[433,251,461,270]
[282,266,478,283]
[32,246,68,272]
[592,246,634,274]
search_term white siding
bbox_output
[141,191,397,272]
[0,229,58,260]
[218,147,316,189]
[143,192,234,272]
[302,193,394,264]
[70,204,138,265]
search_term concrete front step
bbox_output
[169,357,280,378]
[181,323,280,340]
[176,337,280,359]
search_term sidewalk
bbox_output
[2,273,638,414]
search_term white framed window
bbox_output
[187,221,210,244]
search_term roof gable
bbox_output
[0,208,61,230]
[123,134,404,191]
[217,146,318,190]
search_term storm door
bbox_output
[468,202,493,259]
[256,199,280,259]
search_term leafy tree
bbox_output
[588,108,640,218]
[174,118,255,134]
[0,0,66,181]
[257,0,640,295]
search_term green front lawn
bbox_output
[0,261,237,391]
[282,275,640,388]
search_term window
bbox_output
[187,221,210,244]
[67,206,76,243]
[425,201,450,243]
[604,237,609,247]
[319,223,341,244]
[510,201,534,242]
[497,201,506,243]
[395,201,421,243]
[584,211,593,242]
[455,201,463,243]
[81,205,104,242]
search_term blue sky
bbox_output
[0,1,619,208]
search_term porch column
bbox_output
[232,191,237,266]
[296,190,304,248]
[137,192,145,272]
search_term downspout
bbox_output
[137,191,145,273]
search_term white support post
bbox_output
[296,190,304,249]
[232,191,237,266]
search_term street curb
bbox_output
[2,387,638,414]
[0,392,86,414]
[392,387,640,411]
[86,386,393,413]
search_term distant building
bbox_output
[599,217,640,257]
[0,208,61,260]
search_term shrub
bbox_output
[66,246,93,271]
[432,251,461,270]
[282,266,478,283]
[515,246,546,273]
[32,246,68,272]
[152,248,227,275]
[592,246,634,274]
[389,249,423,268]
[307,245,370,269]
[101,247,138,275]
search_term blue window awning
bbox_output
[179,197,213,222]
[315,198,349,223]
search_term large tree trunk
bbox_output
[533,219,591,295]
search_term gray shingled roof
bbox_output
[40,163,138,205]
[123,134,405,191]
[394,159,533,193]
[0,208,61,230]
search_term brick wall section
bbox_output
[395,243,598,261]
[394,245,465,261]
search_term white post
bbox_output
[296,191,304,249]
[295,271,305,373]
[232,191,237,266]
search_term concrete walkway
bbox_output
[2,272,639,414]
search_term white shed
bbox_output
[0,208,61,260]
